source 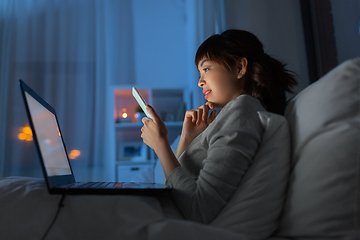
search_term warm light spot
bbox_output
[121,108,128,118]
[18,133,26,140]
[23,127,32,135]
[18,126,33,141]
[69,149,81,159]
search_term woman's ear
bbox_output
[237,58,248,79]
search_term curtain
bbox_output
[0,0,134,181]
[185,0,226,109]
[0,0,225,181]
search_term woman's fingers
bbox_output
[140,106,169,152]
[201,106,210,121]
[185,109,198,124]
[186,108,202,125]
[196,108,203,125]
[185,104,215,125]
[192,109,199,124]
[207,109,216,124]
[142,116,151,125]
[205,101,215,110]
[145,105,160,123]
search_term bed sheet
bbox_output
[0,176,179,240]
[0,176,259,240]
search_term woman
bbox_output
[140,29,297,223]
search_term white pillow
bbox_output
[275,58,360,239]
[210,111,291,240]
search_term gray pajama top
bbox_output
[165,95,266,223]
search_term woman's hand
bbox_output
[182,102,216,141]
[141,105,169,153]
[141,105,180,178]
[175,102,216,158]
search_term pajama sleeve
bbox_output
[165,95,265,223]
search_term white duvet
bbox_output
[0,177,251,240]
[0,111,292,240]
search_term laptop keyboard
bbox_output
[72,182,118,189]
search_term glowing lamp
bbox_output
[69,150,81,159]
[121,108,128,118]
[18,126,33,141]
[117,108,131,123]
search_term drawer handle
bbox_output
[131,167,140,171]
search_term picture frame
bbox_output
[118,141,147,162]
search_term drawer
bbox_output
[116,164,152,182]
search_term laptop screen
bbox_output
[24,91,72,177]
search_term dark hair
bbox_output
[195,29,297,115]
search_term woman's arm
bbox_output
[141,104,216,177]
[174,135,192,159]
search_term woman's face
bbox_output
[197,58,244,108]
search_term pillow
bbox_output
[275,58,360,239]
[210,111,291,240]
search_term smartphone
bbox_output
[132,87,152,120]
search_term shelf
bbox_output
[115,121,183,129]
[115,122,143,129]
[113,88,150,124]
[115,160,156,166]
[164,121,183,127]
[109,86,190,181]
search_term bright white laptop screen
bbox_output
[25,92,72,176]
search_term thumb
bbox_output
[207,110,216,124]
[146,105,160,123]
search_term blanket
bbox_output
[0,176,254,240]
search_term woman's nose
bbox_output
[198,78,205,87]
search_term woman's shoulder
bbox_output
[221,94,266,116]
[234,94,263,106]
[207,95,266,133]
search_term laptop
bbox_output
[19,80,171,196]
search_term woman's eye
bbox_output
[204,68,209,72]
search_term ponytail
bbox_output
[244,53,297,115]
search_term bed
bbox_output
[1,58,359,240]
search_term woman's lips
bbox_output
[203,90,211,99]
